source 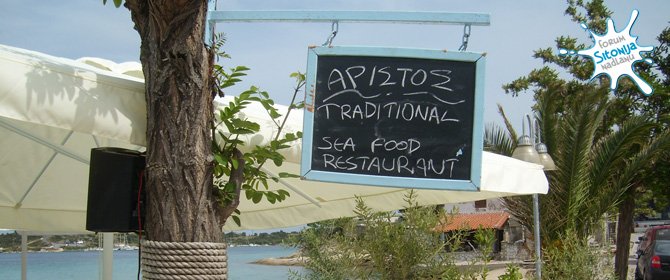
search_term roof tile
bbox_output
[436,212,510,232]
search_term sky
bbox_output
[1,0,668,133]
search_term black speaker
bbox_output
[86,147,146,232]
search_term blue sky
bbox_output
[1,0,668,131]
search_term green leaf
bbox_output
[229,72,247,78]
[247,96,262,103]
[279,172,300,178]
[102,0,122,7]
[277,189,290,198]
[275,192,287,202]
[279,192,289,201]
[231,215,241,227]
[221,181,233,191]
[213,165,224,177]
[227,139,244,146]
[284,133,296,141]
[232,128,256,135]
[231,119,261,132]
[290,72,306,83]
[272,158,283,166]
[214,154,226,165]
[235,66,251,72]
[222,119,236,133]
[252,192,263,204]
[269,110,282,119]
[266,192,277,204]
[277,144,291,150]
[240,89,256,98]
[217,131,230,142]
[290,102,306,110]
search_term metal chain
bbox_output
[458,24,472,51]
[322,21,339,47]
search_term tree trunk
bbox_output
[125,0,221,243]
[614,187,636,280]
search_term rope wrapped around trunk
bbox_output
[141,240,228,280]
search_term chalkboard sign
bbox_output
[301,46,485,191]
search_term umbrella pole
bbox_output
[533,194,542,279]
[21,232,27,280]
[101,233,113,280]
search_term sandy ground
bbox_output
[487,266,529,279]
[455,261,532,279]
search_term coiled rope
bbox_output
[141,240,228,280]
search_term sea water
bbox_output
[0,245,303,280]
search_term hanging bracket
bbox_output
[206,10,490,50]
[207,10,490,25]
[458,24,472,51]
[322,21,339,47]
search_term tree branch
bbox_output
[219,148,244,225]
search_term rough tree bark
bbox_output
[124,0,222,243]
[614,186,636,280]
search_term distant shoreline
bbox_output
[1,243,292,253]
[0,247,136,253]
[252,251,306,266]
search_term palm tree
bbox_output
[486,90,670,246]
[495,2,670,278]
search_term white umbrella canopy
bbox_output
[0,44,146,232]
[0,44,548,233]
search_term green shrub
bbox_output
[542,230,615,280]
[290,191,498,280]
[498,264,523,280]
